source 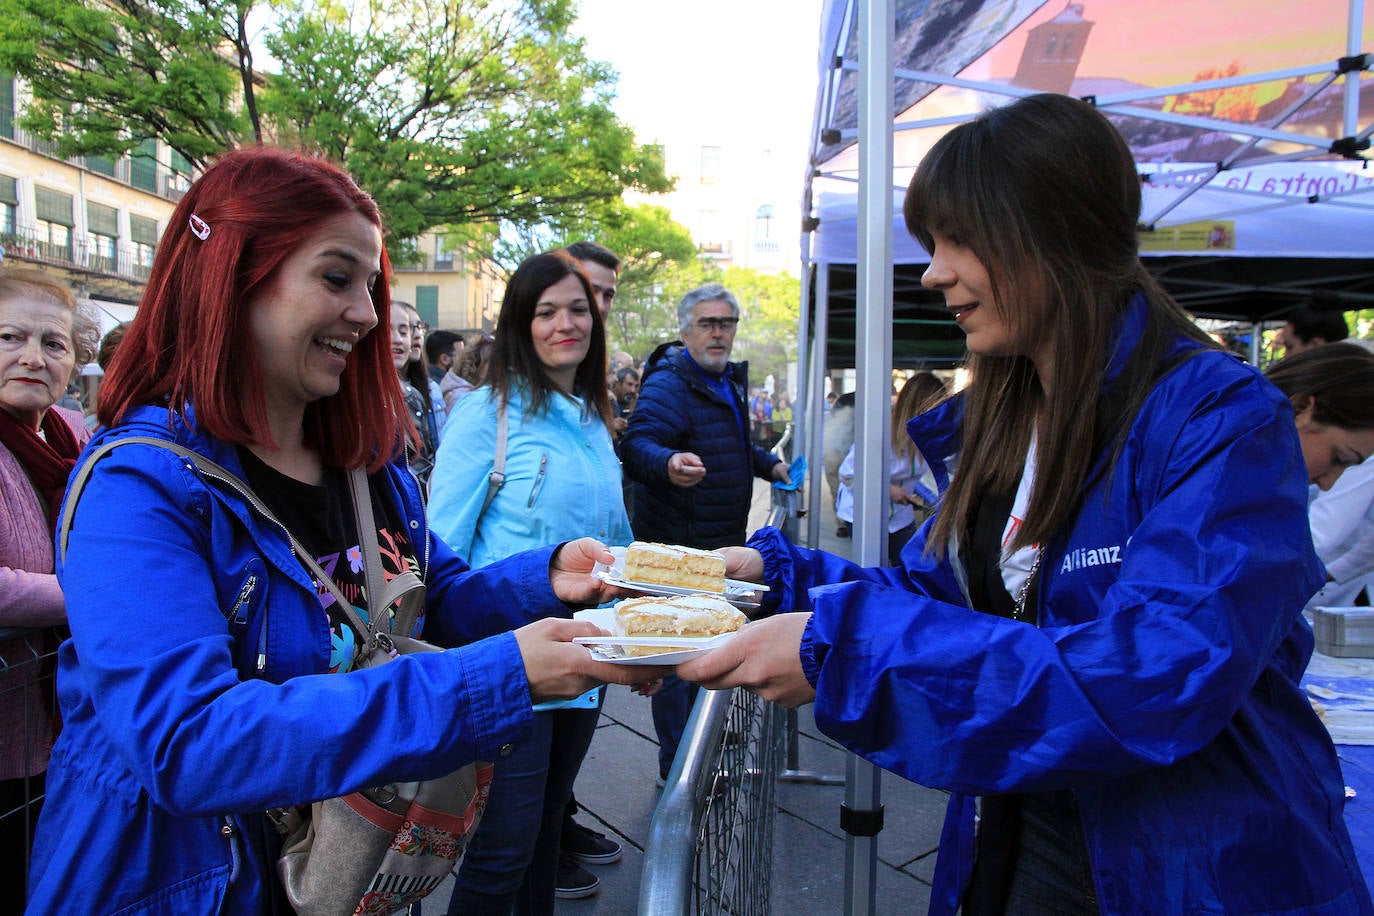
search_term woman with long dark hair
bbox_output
[428,250,630,912]
[678,95,1371,915]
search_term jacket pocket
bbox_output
[526,454,549,509]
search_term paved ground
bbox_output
[558,479,946,915]
[432,479,947,914]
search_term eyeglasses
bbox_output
[694,316,740,332]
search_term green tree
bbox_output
[609,260,800,384]
[719,266,800,391]
[0,0,671,251]
[490,200,702,359]
[0,0,259,163]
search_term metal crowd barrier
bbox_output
[0,626,61,905]
[639,687,786,915]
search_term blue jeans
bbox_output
[444,704,601,916]
[650,675,698,780]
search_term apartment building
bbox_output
[1,73,503,354]
[1,73,182,340]
[391,233,503,334]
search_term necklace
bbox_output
[1013,547,1044,623]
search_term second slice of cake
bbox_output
[612,595,746,657]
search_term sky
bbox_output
[569,0,826,196]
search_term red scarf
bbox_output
[0,406,82,535]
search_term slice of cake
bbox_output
[621,541,727,594]
[612,595,746,657]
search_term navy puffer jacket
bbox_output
[620,343,778,549]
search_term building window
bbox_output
[415,286,439,327]
[434,235,455,270]
[0,74,14,140]
[85,156,117,177]
[754,204,775,240]
[166,147,192,199]
[34,186,74,261]
[130,138,158,193]
[700,146,722,185]
[86,201,119,272]
[0,175,17,238]
[129,213,158,279]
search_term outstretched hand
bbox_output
[514,617,673,703]
[719,546,764,586]
[548,538,622,606]
[675,612,816,708]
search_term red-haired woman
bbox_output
[24,147,664,915]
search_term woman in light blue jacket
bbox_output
[429,250,632,914]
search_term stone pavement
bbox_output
[551,479,946,915]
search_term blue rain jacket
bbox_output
[27,405,570,915]
[620,343,778,549]
[428,384,632,567]
[751,301,1372,915]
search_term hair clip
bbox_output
[188,214,211,241]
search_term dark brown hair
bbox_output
[904,94,1214,555]
[486,250,612,426]
[892,372,947,461]
[1266,342,1374,430]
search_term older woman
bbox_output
[25,149,662,916]
[0,268,98,893]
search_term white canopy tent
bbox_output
[792,2,1371,912]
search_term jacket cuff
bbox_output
[510,544,568,616]
[799,613,827,687]
[745,526,794,616]
[458,631,534,760]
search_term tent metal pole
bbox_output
[845,0,893,913]
[1344,0,1364,139]
[797,231,813,474]
[806,264,830,551]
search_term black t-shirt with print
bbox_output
[237,448,422,672]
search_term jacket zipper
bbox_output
[527,454,549,508]
[221,816,242,881]
[229,574,257,627]
[192,467,298,675]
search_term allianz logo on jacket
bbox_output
[1060,543,1124,574]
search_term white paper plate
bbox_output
[573,607,736,664]
[592,545,766,609]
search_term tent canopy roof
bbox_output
[804,0,1374,367]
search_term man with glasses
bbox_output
[620,283,790,784]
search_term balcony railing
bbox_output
[392,252,461,272]
[1,127,187,203]
[2,224,152,282]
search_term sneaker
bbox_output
[561,819,622,865]
[836,522,850,538]
[555,855,601,900]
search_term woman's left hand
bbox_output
[549,537,622,606]
[676,613,816,708]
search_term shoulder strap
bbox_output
[345,468,425,636]
[479,401,509,519]
[59,436,383,648]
